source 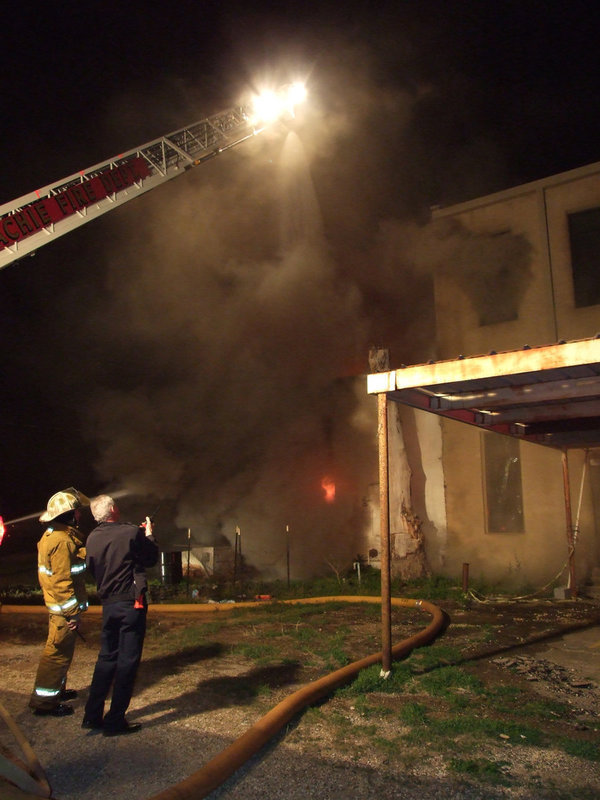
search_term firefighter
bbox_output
[29,488,90,717]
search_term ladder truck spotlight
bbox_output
[0,82,307,271]
[250,82,307,125]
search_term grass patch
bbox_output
[558,737,600,762]
[489,684,522,699]
[324,646,350,670]
[352,696,392,718]
[323,628,351,669]
[408,643,462,672]
[171,626,212,649]
[0,585,43,604]
[417,665,485,697]
[339,663,414,696]
[369,734,403,754]
[449,757,511,786]
[520,699,571,719]
[289,625,319,643]
[428,714,545,746]
[234,642,278,662]
[396,574,465,601]
[234,600,354,626]
[399,701,429,725]
[145,620,223,652]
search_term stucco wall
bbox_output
[439,418,596,589]
[545,171,600,340]
[433,188,557,359]
[423,163,600,591]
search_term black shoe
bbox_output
[60,689,78,701]
[102,721,142,737]
[33,703,74,717]
[81,717,103,730]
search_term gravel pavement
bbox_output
[4,698,541,800]
[2,606,599,800]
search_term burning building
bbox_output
[369,160,600,593]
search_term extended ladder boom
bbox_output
[0,103,262,270]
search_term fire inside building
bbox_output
[1,84,600,599]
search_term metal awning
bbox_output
[367,337,600,450]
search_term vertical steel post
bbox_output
[186,528,191,596]
[378,391,392,675]
[238,528,243,593]
[561,450,577,596]
[286,525,290,588]
[462,562,470,593]
[233,526,241,584]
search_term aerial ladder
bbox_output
[0,82,306,270]
[0,81,306,540]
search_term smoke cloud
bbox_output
[0,3,589,562]
[76,25,531,577]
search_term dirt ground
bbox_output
[1,598,600,800]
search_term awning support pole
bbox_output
[561,450,577,596]
[378,391,392,675]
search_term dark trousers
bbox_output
[84,600,146,727]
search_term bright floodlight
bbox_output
[253,90,281,124]
[287,82,307,106]
[251,82,307,125]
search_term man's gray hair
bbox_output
[90,494,115,523]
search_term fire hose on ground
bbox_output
[147,596,445,800]
[0,596,445,800]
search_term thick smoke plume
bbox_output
[86,133,376,577]
[80,34,531,578]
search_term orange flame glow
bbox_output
[321,477,336,503]
[0,517,5,546]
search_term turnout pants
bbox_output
[84,600,147,727]
[29,614,77,710]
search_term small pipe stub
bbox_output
[462,563,470,593]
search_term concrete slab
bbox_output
[529,624,600,683]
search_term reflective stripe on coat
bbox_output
[37,524,88,616]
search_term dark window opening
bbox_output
[483,434,524,533]
[568,207,600,308]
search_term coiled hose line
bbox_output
[148,596,445,800]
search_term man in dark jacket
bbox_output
[82,494,158,736]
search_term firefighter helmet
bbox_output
[39,488,91,522]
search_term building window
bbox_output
[568,207,600,308]
[483,433,524,533]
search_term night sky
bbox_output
[1,1,599,568]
